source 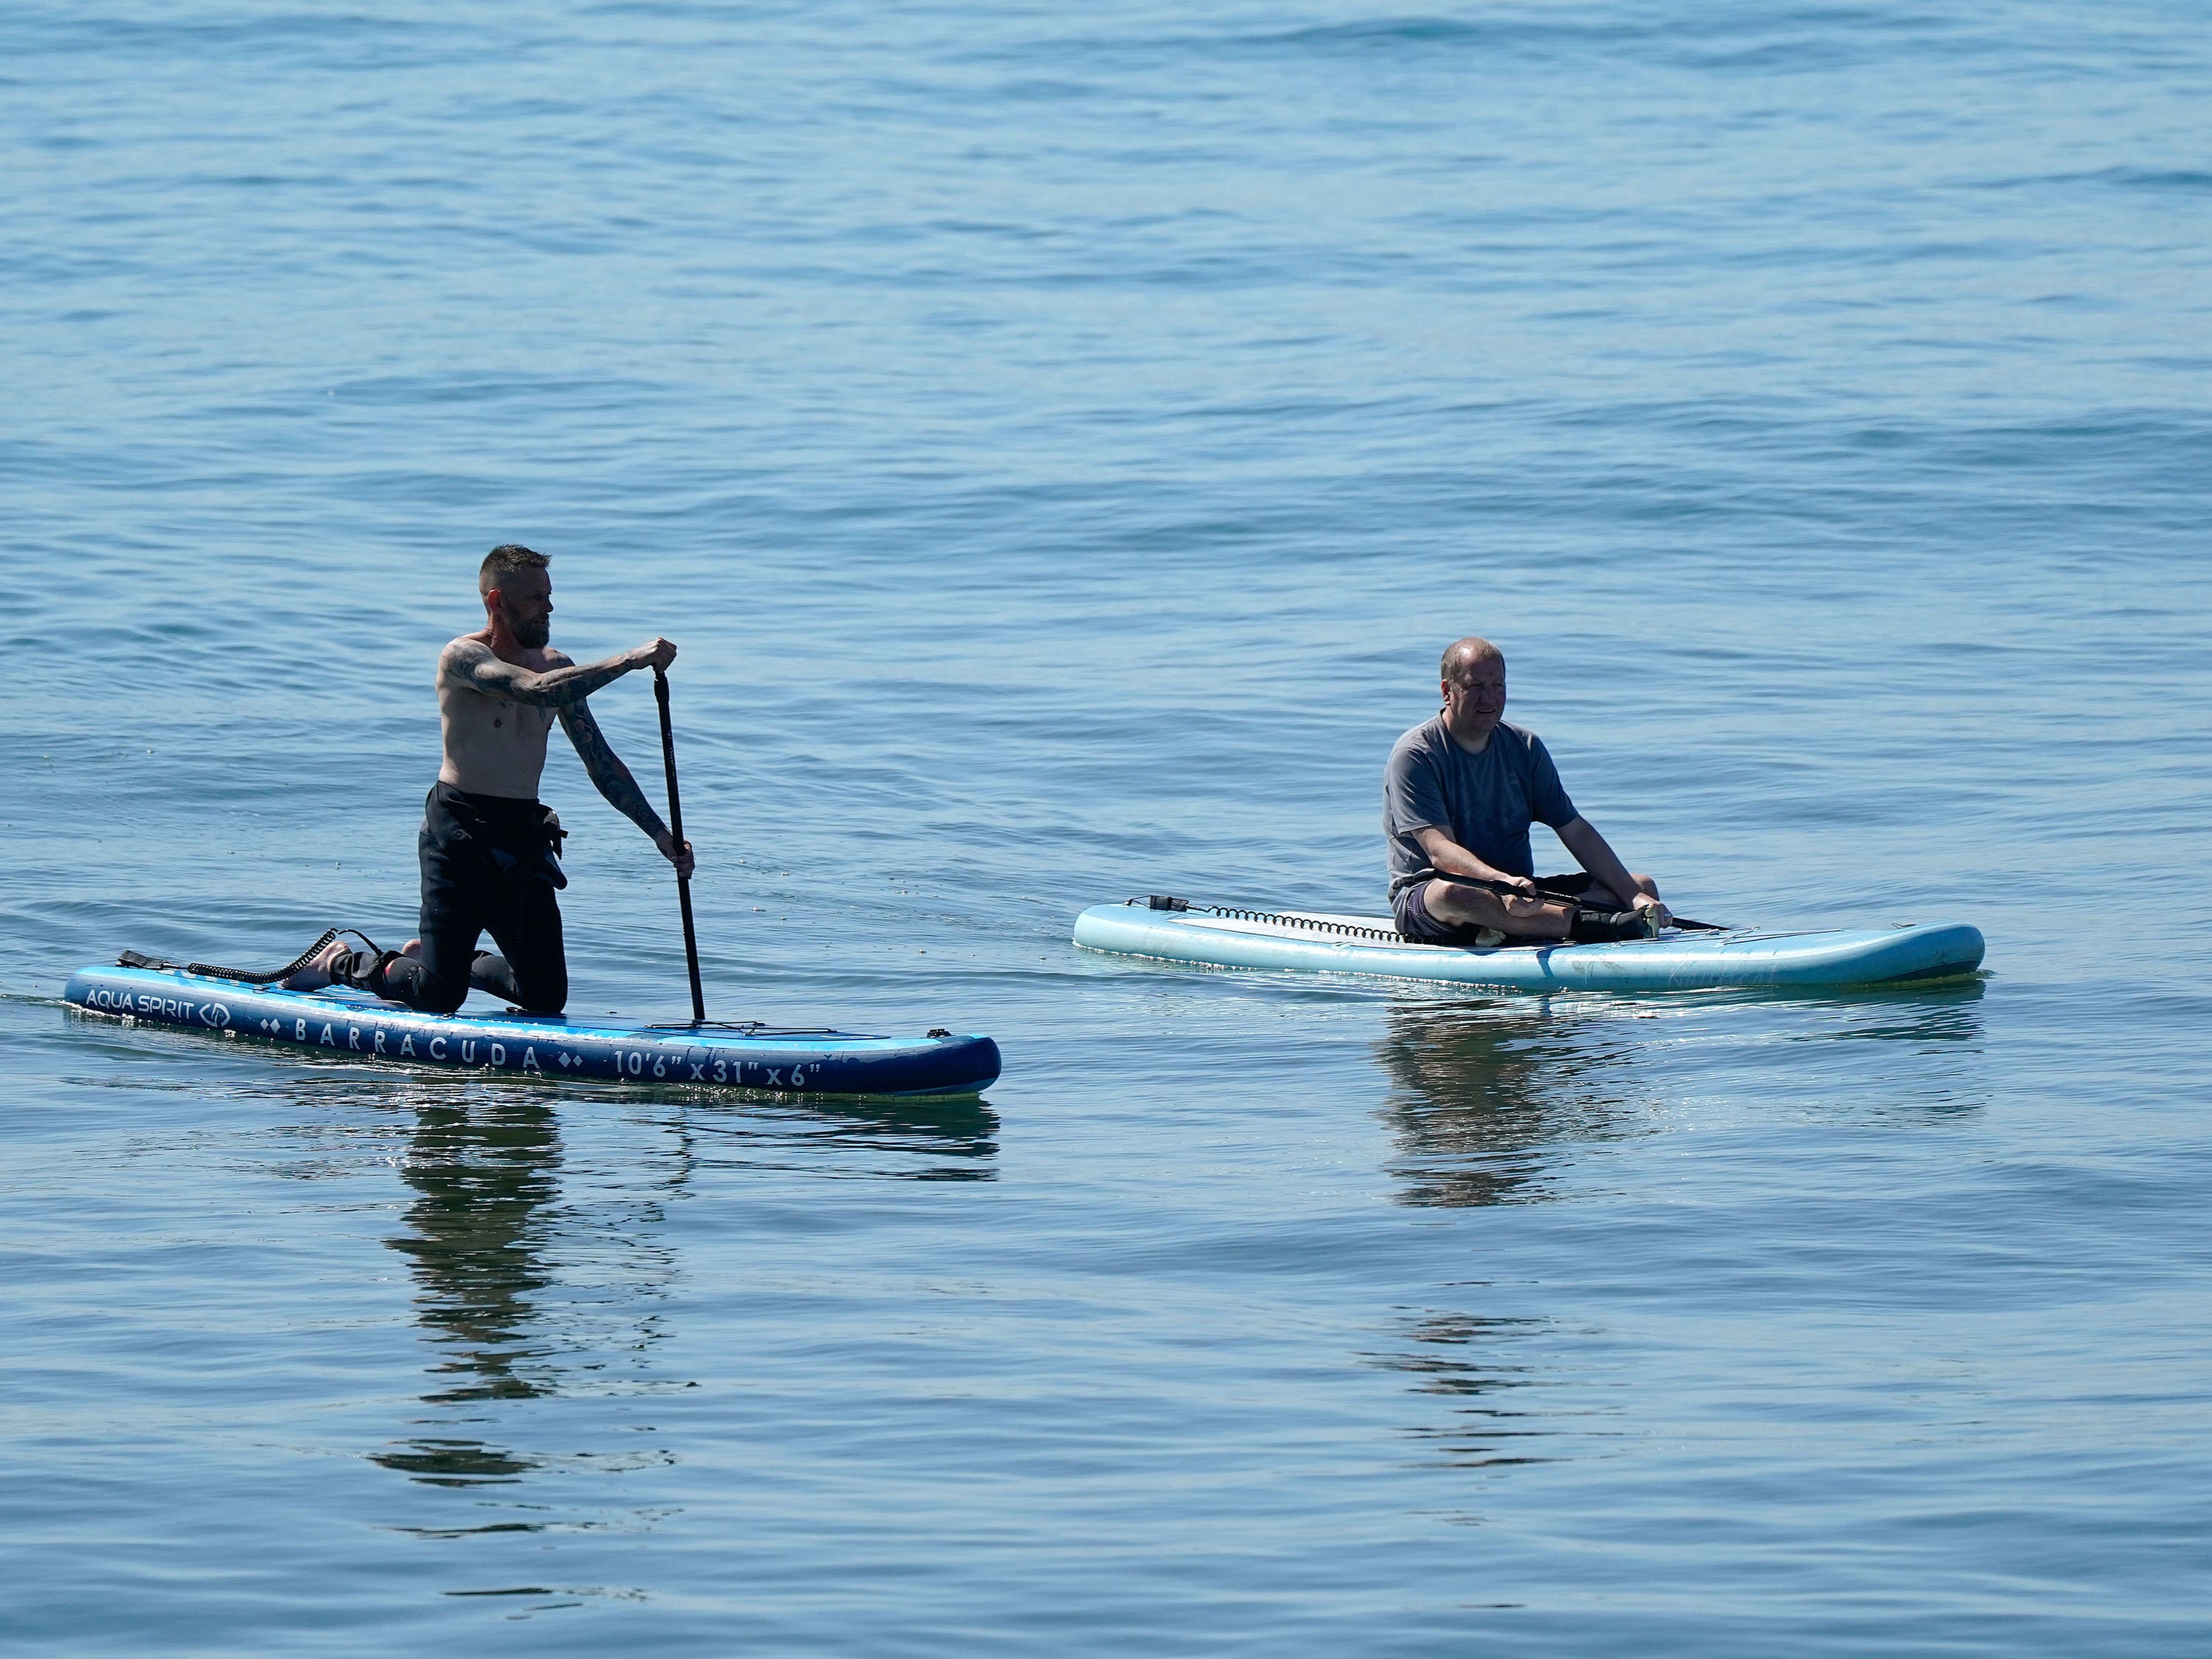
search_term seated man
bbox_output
[1386,636,1666,945]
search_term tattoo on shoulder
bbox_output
[438,639,489,688]
[442,637,490,668]
[442,637,631,708]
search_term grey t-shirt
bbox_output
[1383,716,1578,898]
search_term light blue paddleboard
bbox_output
[1072,900,1984,991]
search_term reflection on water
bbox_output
[1368,1004,1603,1465]
[1376,985,1990,1207]
[374,1438,539,1488]
[1375,1001,1646,1208]
[1773,979,1988,1080]
[668,1086,1002,1183]
[1366,1312,1568,1473]
[370,1087,1000,1489]
[374,1098,577,1488]
[387,1100,568,1409]
[1365,985,1991,1493]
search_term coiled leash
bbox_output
[118,928,389,985]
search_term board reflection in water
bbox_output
[675,1092,1002,1183]
[1773,981,1990,1122]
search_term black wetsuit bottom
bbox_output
[379,781,568,1014]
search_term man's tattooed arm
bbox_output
[442,637,660,709]
[558,699,672,845]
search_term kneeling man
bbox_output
[298,543,694,1011]
[1387,637,1665,945]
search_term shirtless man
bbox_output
[297,544,694,1012]
[1386,637,1666,945]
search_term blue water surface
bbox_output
[4,1,2210,1652]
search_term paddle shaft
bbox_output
[653,667,707,1023]
[1424,869,1615,903]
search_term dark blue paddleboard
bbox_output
[65,963,1000,1097]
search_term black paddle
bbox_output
[653,666,708,1023]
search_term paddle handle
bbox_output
[654,666,706,1024]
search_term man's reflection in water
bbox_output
[371,1085,1001,1488]
[1375,984,1988,1206]
[1368,985,1989,1471]
[1376,999,1640,1208]
[375,1095,569,1488]
[388,1098,564,1406]
[1366,1311,1559,1472]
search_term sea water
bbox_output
[4,1,2209,1652]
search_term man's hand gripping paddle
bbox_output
[654,666,708,1023]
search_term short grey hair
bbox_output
[479,543,548,596]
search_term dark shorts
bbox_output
[379,782,569,1015]
[1393,872,1605,945]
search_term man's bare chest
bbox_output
[487,697,555,737]
[445,687,555,744]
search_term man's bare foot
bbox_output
[283,939,349,991]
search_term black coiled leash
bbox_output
[118,927,387,985]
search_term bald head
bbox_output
[1441,637,1504,680]
[1438,637,1508,748]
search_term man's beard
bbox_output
[506,609,550,650]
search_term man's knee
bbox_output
[470,945,565,1013]
[403,963,471,1016]
[1425,878,1504,928]
[386,945,471,1015]
[393,972,468,1016]
[418,984,469,1016]
[510,909,566,1012]
[512,973,566,1015]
